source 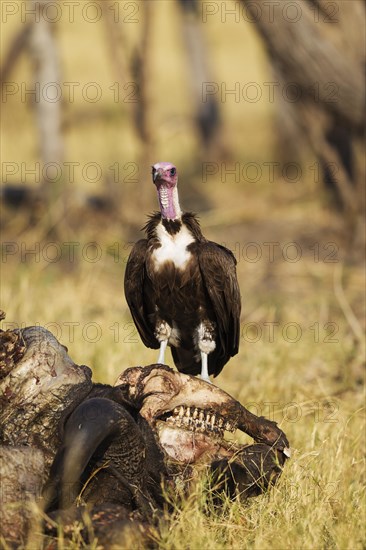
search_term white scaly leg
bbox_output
[197,321,216,384]
[155,320,172,365]
[157,339,168,365]
[200,351,211,383]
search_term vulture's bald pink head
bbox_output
[152,162,181,220]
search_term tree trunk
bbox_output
[242,0,365,249]
[178,0,228,161]
[28,0,64,198]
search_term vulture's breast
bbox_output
[150,222,195,272]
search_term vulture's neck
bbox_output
[158,185,182,221]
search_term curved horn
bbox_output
[45,397,138,510]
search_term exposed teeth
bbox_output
[164,406,236,435]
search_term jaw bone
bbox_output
[114,364,289,454]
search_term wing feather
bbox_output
[124,239,158,349]
[198,241,241,359]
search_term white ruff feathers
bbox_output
[152,223,194,271]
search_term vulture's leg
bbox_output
[157,339,168,364]
[200,351,211,383]
[155,320,171,365]
[197,322,215,383]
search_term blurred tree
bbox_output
[242,0,365,247]
[177,0,228,161]
[101,0,155,227]
[0,22,33,85]
[28,0,64,193]
[1,0,64,219]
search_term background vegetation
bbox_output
[1,1,365,548]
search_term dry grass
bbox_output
[1,2,365,548]
[2,190,365,549]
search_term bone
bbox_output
[164,406,234,437]
[183,415,190,427]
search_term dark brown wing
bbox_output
[198,241,241,369]
[124,239,159,349]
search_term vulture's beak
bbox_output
[152,167,163,183]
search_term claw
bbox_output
[283,447,291,458]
